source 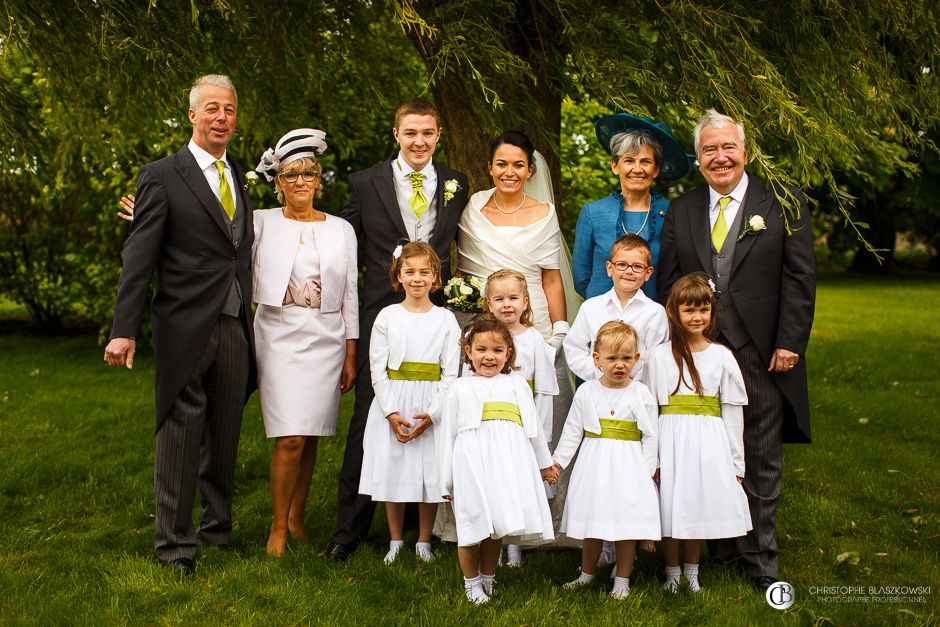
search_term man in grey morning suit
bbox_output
[104,75,255,575]
[658,109,815,592]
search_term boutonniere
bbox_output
[737,214,766,241]
[243,171,259,191]
[443,179,461,205]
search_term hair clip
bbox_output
[392,244,403,260]
[707,278,717,293]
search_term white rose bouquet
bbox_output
[444,275,485,313]
[737,214,766,241]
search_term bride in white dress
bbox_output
[448,131,580,548]
[457,131,573,343]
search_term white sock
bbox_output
[415,541,435,562]
[506,544,523,567]
[480,572,496,595]
[464,575,490,604]
[384,540,404,564]
[563,571,595,589]
[663,565,681,592]
[611,576,630,600]
[683,563,701,592]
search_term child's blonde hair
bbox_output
[665,273,718,396]
[593,320,639,355]
[388,241,442,292]
[484,269,534,328]
[460,314,518,374]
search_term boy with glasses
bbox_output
[563,234,668,384]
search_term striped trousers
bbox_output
[712,340,783,578]
[154,315,250,562]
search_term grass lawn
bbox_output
[0,275,937,625]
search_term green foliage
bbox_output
[0,276,938,623]
[0,0,939,329]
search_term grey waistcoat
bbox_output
[711,206,749,348]
[219,188,246,317]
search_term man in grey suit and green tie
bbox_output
[658,109,816,592]
[104,75,255,575]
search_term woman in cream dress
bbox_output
[252,129,358,556]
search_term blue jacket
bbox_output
[572,191,669,300]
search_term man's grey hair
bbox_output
[189,74,237,111]
[609,130,663,167]
[693,109,746,155]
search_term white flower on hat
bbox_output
[392,244,403,259]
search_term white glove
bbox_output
[546,320,569,350]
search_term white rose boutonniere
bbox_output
[737,215,767,241]
[243,171,259,191]
[443,178,461,205]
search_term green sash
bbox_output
[526,378,535,394]
[660,394,721,417]
[584,418,642,441]
[481,402,523,426]
[386,361,441,381]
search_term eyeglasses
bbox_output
[609,261,648,273]
[278,171,318,184]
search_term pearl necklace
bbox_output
[620,196,652,236]
[493,193,527,215]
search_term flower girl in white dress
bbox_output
[359,242,461,564]
[483,269,558,567]
[647,273,752,593]
[439,315,557,604]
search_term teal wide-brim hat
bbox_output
[594,113,693,181]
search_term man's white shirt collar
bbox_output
[395,152,434,178]
[188,139,229,171]
[709,172,749,211]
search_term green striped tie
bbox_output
[215,160,235,221]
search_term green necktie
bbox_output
[408,172,428,218]
[712,196,731,251]
[215,160,235,221]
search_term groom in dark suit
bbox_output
[328,98,469,560]
[658,110,815,591]
[104,75,255,575]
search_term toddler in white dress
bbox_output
[483,269,558,567]
[439,315,557,604]
[553,321,660,600]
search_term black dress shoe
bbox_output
[327,543,352,561]
[750,575,778,592]
[167,557,195,576]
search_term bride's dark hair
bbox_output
[489,130,536,169]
